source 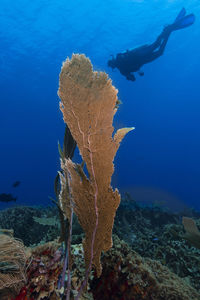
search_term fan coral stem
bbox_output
[75,136,99,300]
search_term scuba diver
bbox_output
[108,8,195,81]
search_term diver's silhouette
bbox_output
[108,8,195,81]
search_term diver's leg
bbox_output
[148,32,171,60]
[156,31,171,55]
[147,31,165,52]
[147,22,174,52]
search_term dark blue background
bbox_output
[0,0,200,211]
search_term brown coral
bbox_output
[58,54,133,277]
[0,234,27,299]
[182,216,200,249]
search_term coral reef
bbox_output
[182,216,200,248]
[13,236,200,300]
[0,206,60,246]
[91,235,200,300]
[114,197,200,292]
[58,54,133,276]
[15,241,62,300]
[0,206,82,247]
[1,202,200,295]
[0,234,27,299]
[1,52,200,298]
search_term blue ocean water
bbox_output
[0,0,200,211]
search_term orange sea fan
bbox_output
[58,54,134,279]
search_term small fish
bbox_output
[152,237,159,242]
[0,193,17,202]
[12,181,21,188]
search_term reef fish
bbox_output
[0,193,17,202]
[12,181,21,188]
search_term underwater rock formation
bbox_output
[0,206,60,246]
[12,236,200,300]
[91,235,200,300]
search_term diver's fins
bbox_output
[162,8,195,36]
[174,7,186,22]
[172,8,195,31]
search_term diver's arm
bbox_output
[147,32,164,52]
[119,70,136,81]
[126,73,136,81]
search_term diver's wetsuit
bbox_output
[108,8,195,81]
[113,29,170,81]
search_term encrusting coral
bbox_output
[58,54,133,278]
[91,235,200,300]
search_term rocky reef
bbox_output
[1,200,200,299]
